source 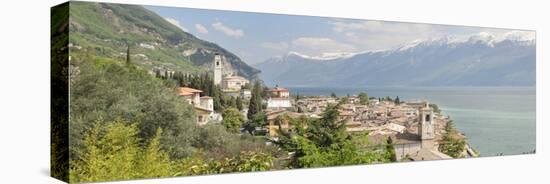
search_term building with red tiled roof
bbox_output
[177,87,214,125]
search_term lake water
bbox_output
[289,86,536,156]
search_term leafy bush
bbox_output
[70,120,173,183]
[69,55,197,159]
[221,108,244,133]
[273,103,392,168]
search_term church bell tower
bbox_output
[419,107,435,140]
[214,53,223,86]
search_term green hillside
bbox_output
[68,1,260,78]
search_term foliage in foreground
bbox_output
[70,120,274,183]
[222,108,245,133]
[273,103,393,168]
[69,54,197,159]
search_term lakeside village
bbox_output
[154,54,478,161]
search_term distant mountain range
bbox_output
[254,32,535,87]
[69,2,259,79]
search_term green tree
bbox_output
[236,96,243,111]
[430,103,441,114]
[70,55,197,159]
[243,112,266,135]
[386,137,397,162]
[439,120,466,158]
[273,102,391,168]
[71,120,141,182]
[358,92,369,105]
[330,92,337,98]
[126,42,131,65]
[247,80,263,120]
[244,81,264,134]
[222,108,245,133]
[394,96,401,105]
[137,128,171,178]
[308,103,350,147]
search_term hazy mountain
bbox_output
[68,2,260,79]
[255,33,535,87]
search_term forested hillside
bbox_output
[69,2,260,79]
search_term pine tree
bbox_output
[308,102,350,148]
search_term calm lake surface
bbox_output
[289,86,536,156]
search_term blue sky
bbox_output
[145,5,534,65]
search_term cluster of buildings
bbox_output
[171,54,468,161]
[177,87,217,125]
[265,92,464,161]
[176,54,252,125]
[213,54,251,99]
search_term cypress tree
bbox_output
[125,42,131,65]
[394,96,400,105]
[247,80,262,120]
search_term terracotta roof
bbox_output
[178,87,202,96]
[178,91,193,96]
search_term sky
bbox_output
[145,5,535,65]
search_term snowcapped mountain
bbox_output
[254,32,535,87]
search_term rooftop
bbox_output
[178,87,203,96]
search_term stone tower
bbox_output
[418,107,435,140]
[214,53,223,85]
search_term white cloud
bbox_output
[328,20,441,51]
[260,41,289,51]
[212,21,244,38]
[194,24,209,34]
[291,37,357,56]
[164,17,188,32]
[500,30,535,41]
[330,20,433,34]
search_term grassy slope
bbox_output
[69,1,259,78]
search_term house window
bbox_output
[216,61,220,66]
[425,114,430,121]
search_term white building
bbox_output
[241,89,252,99]
[178,87,214,125]
[267,98,292,108]
[266,87,292,108]
[222,75,249,90]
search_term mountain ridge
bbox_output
[68,2,260,79]
[254,32,535,87]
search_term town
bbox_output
[168,54,477,161]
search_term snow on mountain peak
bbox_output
[468,32,496,46]
[286,51,355,61]
[282,31,535,62]
[501,30,535,42]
